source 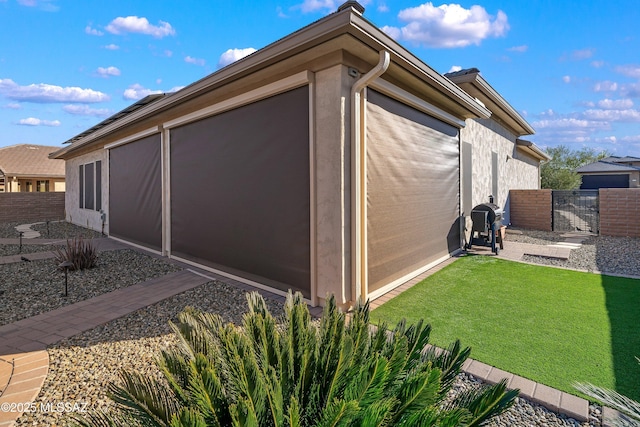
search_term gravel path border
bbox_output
[507,228,640,277]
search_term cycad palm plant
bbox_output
[575,357,640,427]
[75,291,518,427]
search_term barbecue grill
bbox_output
[467,199,504,254]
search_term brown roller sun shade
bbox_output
[366,89,460,293]
[109,133,162,251]
[170,86,311,297]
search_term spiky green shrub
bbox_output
[74,292,518,427]
[575,357,640,427]
[52,236,97,271]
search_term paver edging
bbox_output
[0,350,49,427]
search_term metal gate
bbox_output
[552,190,599,233]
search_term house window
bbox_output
[24,181,33,192]
[79,160,102,211]
[36,180,49,192]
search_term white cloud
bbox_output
[123,83,162,100]
[164,50,173,57]
[105,16,175,38]
[448,65,462,73]
[17,117,61,126]
[591,60,605,68]
[620,83,640,98]
[381,25,401,40]
[593,80,618,93]
[533,117,608,130]
[276,6,289,17]
[185,56,206,66]
[218,47,257,68]
[507,45,528,53]
[378,2,389,12]
[85,25,103,36]
[5,103,21,109]
[96,66,121,78]
[571,48,594,60]
[17,0,58,11]
[615,65,640,79]
[562,75,571,83]
[383,3,509,48]
[0,78,109,103]
[294,0,371,13]
[621,135,640,143]
[596,98,633,109]
[103,44,120,50]
[167,86,184,93]
[582,108,640,122]
[62,104,111,117]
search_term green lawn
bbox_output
[370,255,640,401]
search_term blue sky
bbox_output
[1,0,639,156]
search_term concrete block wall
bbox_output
[0,192,65,223]
[599,188,640,237]
[509,189,552,231]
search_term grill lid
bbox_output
[471,203,503,224]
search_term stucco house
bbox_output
[445,68,550,224]
[576,156,640,189]
[0,144,65,192]
[51,2,546,307]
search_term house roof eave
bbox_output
[516,139,551,161]
[447,69,534,136]
[53,4,491,160]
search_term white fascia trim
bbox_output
[164,71,314,130]
[366,253,453,301]
[103,126,161,150]
[369,79,466,129]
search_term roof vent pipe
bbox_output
[350,50,390,305]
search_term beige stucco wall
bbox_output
[64,149,108,233]
[53,179,66,192]
[4,177,65,192]
[460,118,540,225]
[314,64,353,305]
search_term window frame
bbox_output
[79,160,102,211]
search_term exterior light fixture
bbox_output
[59,260,74,297]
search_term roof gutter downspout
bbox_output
[350,50,390,305]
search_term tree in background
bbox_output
[541,145,609,189]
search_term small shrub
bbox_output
[74,291,518,426]
[52,237,98,271]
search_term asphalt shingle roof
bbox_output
[0,144,65,177]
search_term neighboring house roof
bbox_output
[51,3,491,160]
[0,144,65,178]
[445,68,535,136]
[576,160,640,173]
[598,156,640,166]
[516,139,551,161]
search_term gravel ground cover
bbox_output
[15,281,284,426]
[508,228,640,277]
[0,220,102,239]
[0,243,56,257]
[11,227,628,426]
[31,220,103,239]
[0,249,181,326]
